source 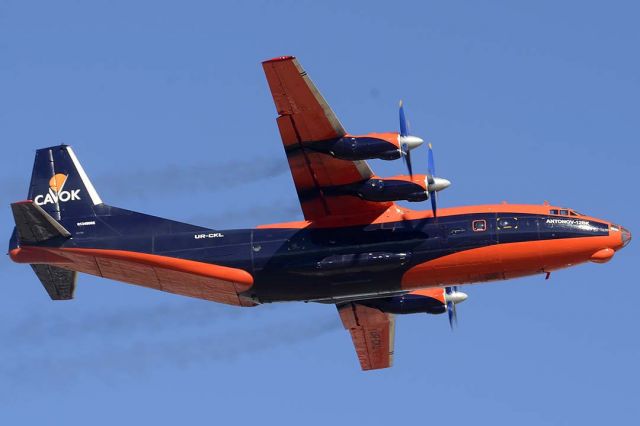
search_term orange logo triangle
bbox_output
[49,174,68,193]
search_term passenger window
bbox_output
[472,220,487,232]
[449,227,466,235]
[560,209,569,216]
[549,209,559,215]
[569,211,578,216]
[497,217,518,230]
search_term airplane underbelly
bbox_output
[400,241,547,288]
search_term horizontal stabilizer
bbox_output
[11,201,71,244]
[30,264,76,300]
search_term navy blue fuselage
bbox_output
[34,205,608,304]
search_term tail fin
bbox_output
[28,145,103,220]
[17,144,97,300]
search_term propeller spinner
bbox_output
[426,143,451,217]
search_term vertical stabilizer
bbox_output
[28,145,103,220]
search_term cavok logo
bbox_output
[34,173,81,206]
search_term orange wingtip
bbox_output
[262,55,296,63]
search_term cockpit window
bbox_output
[550,209,577,216]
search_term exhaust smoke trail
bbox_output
[0,310,340,390]
[3,300,276,344]
[186,202,302,227]
[0,156,289,201]
[93,157,289,199]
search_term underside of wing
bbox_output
[262,56,393,222]
[10,246,256,307]
[337,302,395,371]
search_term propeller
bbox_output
[397,101,450,213]
[424,142,452,217]
[398,101,423,179]
[444,286,468,329]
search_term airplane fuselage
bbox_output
[10,203,629,305]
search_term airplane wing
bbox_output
[262,56,393,222]
[337,302,395,371]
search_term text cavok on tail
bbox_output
[28,145,103,221]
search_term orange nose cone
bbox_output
[590,248,615,263]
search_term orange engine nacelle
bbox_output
[359,288,448,315]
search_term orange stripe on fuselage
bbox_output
[401,234,621,290]
[258,203,608,229]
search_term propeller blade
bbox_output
[427,143,437,216]
[398,101,417,178]
[446,301,455,329]
[445,287,454,328]
[427,143,436,177]
[399,100,408,137]
[430,191,437,217]
[405,147,413,179]
[400,143,413,179]
[453,302,458,325]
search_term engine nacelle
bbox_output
[356,175,428,202]
[338,175,450,202]
[362,288,468,315]
[362,288,447,315]
[307,132,423,161]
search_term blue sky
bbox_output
[1,0,638,424]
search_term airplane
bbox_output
[8,55,631,371]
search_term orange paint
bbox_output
[401,235,621,290]
[10,246,255,307]
[409,288,446,303]
[590,248,615,263]
[338,303,393,371]
[264,56,397,222]
[48,174,67,192]
[262,55,295,63]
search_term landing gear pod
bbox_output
[590,248,615,263]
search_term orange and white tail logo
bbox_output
[34,173,81,206]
